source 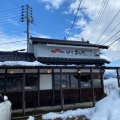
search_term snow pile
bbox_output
[104,78,118,95]
[27,116,34,120]
[42,108,92,120]
[42,88,120,120]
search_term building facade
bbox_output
[0,37,119,115]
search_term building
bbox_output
[0,37,119,115]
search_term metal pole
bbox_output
[26,4,29,52]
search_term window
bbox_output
[81,75,91,88]
[0,94,4,103]
[93,74,101,87]
[25,75,37,90]
[0,75,4,91]
[70,75,78,88]
[54,74,71,89]
[7,76,22,90]
[54,75,60,89]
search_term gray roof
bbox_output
[30,37,108,49]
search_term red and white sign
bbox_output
[51,49,65,54]
[50,48,92,56]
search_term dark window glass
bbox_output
[0,75,4,91]
[93,74,101,87]
[54,75,70,89]
[25,76,37,90]
[81,75,91,88]
[70,75,78,88]
[62,75,70,88]
[7,76,22,90]
[54,75,60,89]
[0,95,4,103]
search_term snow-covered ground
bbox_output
[41,77,120,120]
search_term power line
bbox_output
[0,40,26,45]
[0,8,20,13]
[33,15,65,37]
[108,37,120,47]
[66,0,82,39]
[10,0,20,8]
[103,30,120,45]
[98,21,120,44]
[33,18,63,39]
[96,9,120,44]
[33,9,66,37]
[89,0,109,42]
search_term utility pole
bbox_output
[21,4,33,52]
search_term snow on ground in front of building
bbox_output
[42,88,120,120]
[104,78,118,95]
[42,78,120,120]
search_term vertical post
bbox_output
[52,69,55,106]
[60,67,63,110]
[37,68,40,107]
[26,4,29,52]
[100,69,105,98]
[4,68,7,95]
[78,69,82,103]
[116,68,120,87]
[22,69,25,116]
[90,68,95,107]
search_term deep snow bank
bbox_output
[42,88,120,120]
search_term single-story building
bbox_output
[0,37,119,115]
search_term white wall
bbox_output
[40,74,52,90]
[33,44,100,59]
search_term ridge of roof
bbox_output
[30,37,108,49]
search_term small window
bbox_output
[81,75,91,88]
[70,75,78,88]
[25,76,37,90]
[54,74,70,89]
[54,75,60,89]
[93,74,101,87]
[0,75,4,91]
[0,95,4,103]
[7,76,22,91]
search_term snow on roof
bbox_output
[0,61,45,66]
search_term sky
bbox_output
[0,0,120,67]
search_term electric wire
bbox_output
[98,21,120,44]
[103,30,120,45]
[10,0,20,8]
[0,8,20,13]
[108,37,120,47]
[66,0,82,39]
[96,9,120,44]
[0,40,26,45]
[33,9,65,36]
[33,15,65,38]
[89,0,109,42]
[33,18,63,39]
[33,17,64,38]
[88,0,105,40]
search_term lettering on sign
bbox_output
[50,48,92,56]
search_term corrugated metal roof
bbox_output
[30,37,108,49]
